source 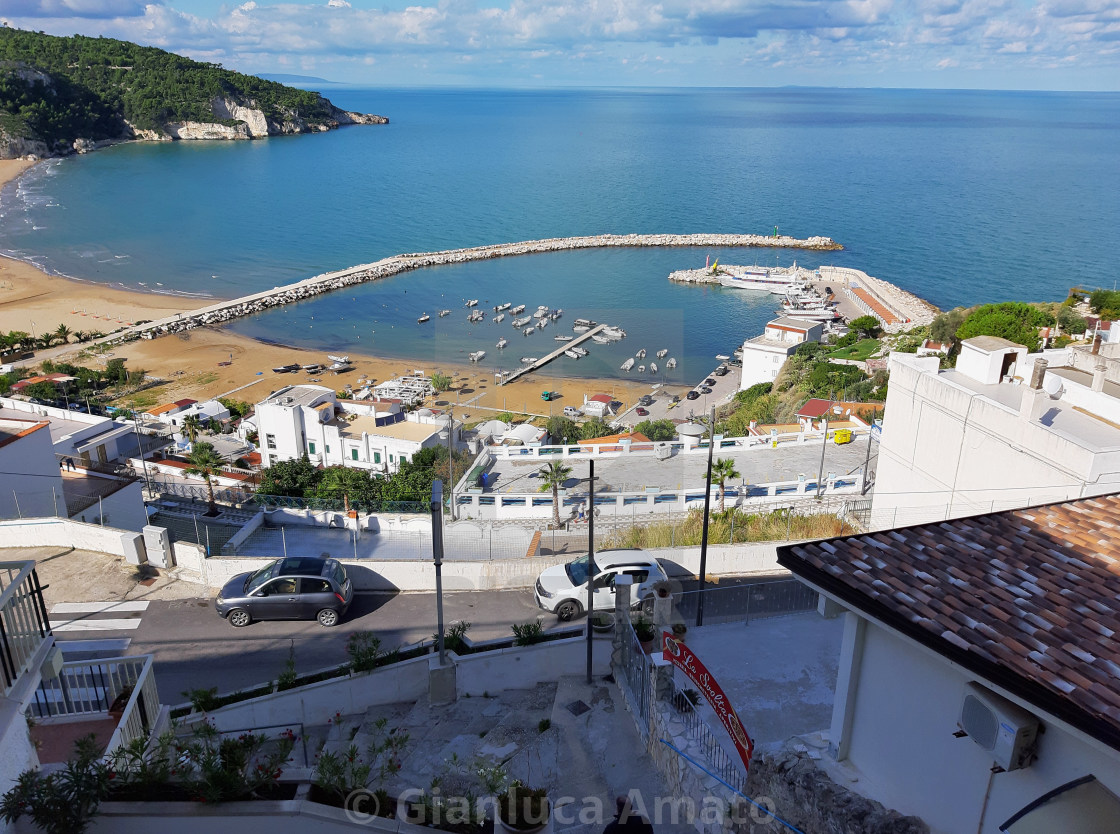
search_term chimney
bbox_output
[1093,360,1107,393]
[1092,334,1102,355]
[1020,359,1048,421]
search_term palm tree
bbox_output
[538,460,573,528]
[54,324,72,345]
[712,457,741,513]
[186,442,225,516]
[182,414,203,443]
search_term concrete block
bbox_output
[120,532,147,566]
[429,657,457,705]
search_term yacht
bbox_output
[417,313,430,323]
[717,266,795,293]
[496,338,509,349]
[621,357,635,371]
[469,350,486,362]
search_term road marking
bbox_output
[51,601,150,614]
[53,618,143,632]
[56,639,132,654]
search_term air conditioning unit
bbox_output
[958,682,1039,771]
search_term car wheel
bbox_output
[317,608,340,627]
[227,608,251,628]
[555,600,582,622]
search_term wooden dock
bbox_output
[500,323,609,385]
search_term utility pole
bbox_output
[447,406,457,520]
[697,405,716,627]
[431,480,447,666]
[586,458,596,684]
[816,413,830,499]
[862,409,876,495]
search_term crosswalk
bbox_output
[50,601,149,639]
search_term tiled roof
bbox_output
[797,398,834,418]
[778,494,1120,751]
[588,394,613,403]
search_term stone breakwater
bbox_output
[115,233,842,343]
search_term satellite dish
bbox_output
[1042,374,1064,399]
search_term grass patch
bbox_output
[194,371,220,385]
[601,507,846,548]
[828,339,881,362]
[115,391,160,411]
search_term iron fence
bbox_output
[616,620,652,736]
[671,579,820,628]
[664,674,747,790]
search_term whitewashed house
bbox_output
[582,394,617,418]
[779,494,1120,834]
[738,317,824,391]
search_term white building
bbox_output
[779,494,1120,834]
[0,396,137,466]
[738,317,824,391]
[255,385,451,474]
[169,399,230,428]
[581,394,617,418]
[871,336,1120,528]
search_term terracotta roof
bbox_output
[797,398,834,418]
[577,432,650,445]
[173,399,198,408]
[778,494,1120,752]
[144,403,181,416]
[588,394,613,403]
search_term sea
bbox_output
[1,87,1118,383]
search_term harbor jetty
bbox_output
[108,232,842,343]
[501,323,609,385]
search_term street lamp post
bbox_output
[430,480,447,666]
[131,416,153,494]
[679,406,717,627]
[586,458,597,684]
[443,406,457,521]
[816,413,831,499]
[862,409,876,495]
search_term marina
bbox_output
[501,322,611,385]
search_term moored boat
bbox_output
[494,313,505,323]
[666,358,677,369]
[621,357,635,371]
[418,313,430,323]
[521,356,538,364]
[554,335,573,342]
[496,338,509,349]
[438,309,451,317]
[511,304,526,314]
[650,362,658,373]
[469,350,486,362]
[635,349,646,359]
[272,363,301,373]
[564,349,580,359]
[524,326,535,335]
[656,349,668,358]
[466,299,479,307]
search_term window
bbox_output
[374,451,381,464]
[325,445,331,454]
[300,578,332,594]
[308,441,316,454]
[389,454,395,463]
[266,434,277,450]
[351,449,359,461]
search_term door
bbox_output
[299,577,335,618]
[590,570,618,611]
[249,577,302,619]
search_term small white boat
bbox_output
[438,309,451,317]
[656,349,668,358]
[573,325,591,333]
[635,349,646,359]
[534,306,550,318]
[496,303,511,312]
[469,350,486,362]
[564,349,580,359]
[637,365,645,373]
[554,335,573,342]
[601,326,626,339]
[666,358,677,369]
[572,346,589,357]
[650,362,658,373]
[573,318,595,327]
[715,354,730,361]
[511,304,526,315]
[466,299,479,308]
[550,309,563,320]
[418,314,430,323]
[329,361,353,372]
[496,338,508,349]
[327,354,350,364]
[513,316,532,327]
[538,318,549,329]
[521,356,538,364]
[592,335,612,344]
[494,313,505,323]
[468,310,485,322]
[621,358,635,371]
[524,327,536,336]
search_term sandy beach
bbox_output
[0,160,682,419]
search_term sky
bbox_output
[2,1,1118,90]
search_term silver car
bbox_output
[215,557,353,627]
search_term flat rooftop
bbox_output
[0,406,94,445]
[263,385,334,408]
[339,416,441,442]
[483,438,871,494]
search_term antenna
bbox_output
[1042,374,1064,399]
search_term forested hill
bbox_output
[0,28,387,159]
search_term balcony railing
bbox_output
[31,655,162,758]
[0,561,52,698]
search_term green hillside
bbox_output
[0,28,379,155]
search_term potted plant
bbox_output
[671,622,688,642]
[632,614,657,653]
[589,610,615,633]
[496,781,550,834]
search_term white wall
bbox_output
[738,343,794,391]
[838,619,1120,834]
[0,422,63,519]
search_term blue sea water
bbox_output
[1,87,1118,381]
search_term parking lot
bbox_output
[615,359,741,427]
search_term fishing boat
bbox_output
[329,361,353,372]
[635,349,646,359]
[524,326,536,336]
[554,335,574,342]
[564,349,580,359]
[327,354,350,364]
[494,313,505,323]
[621,357,635,371]
[466,299,479,307]
[496,338,509,349]
[272,363,301,373]
[521,356,538,364]
[510,304,526,315]
[666,358,677,369]
[418,313,430,323]
[302,364,325,374]
[438,309,451,317]
[650,362,658,373]
[656,349,668,358]
[469,350,486,362]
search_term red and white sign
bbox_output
[662,631,754,772]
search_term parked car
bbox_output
[700,386,712,394]
[215,557,353,627]
[704,377,716,386]
[636,407,649,416]
[714,367,729,377]
[563,406,582,418]
[638,395,654,406]
[686,391,700,400]
[535,551,668,620]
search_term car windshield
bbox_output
[245,561,278,593]
[564,555,591,587]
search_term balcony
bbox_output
[0,561,52,699]
[29,655,166,764]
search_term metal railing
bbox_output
[32,655,160,758]
[664,674,746,790]
[671,579,819,628]
[0,562,51,697]
[616,621,652,736]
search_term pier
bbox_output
[100,232,842,346]
[500,323,609,385]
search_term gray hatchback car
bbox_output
[215,557,353,628]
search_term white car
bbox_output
[562,406,582,418]
[534,550,668,621]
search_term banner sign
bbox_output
[662,632,754,772]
